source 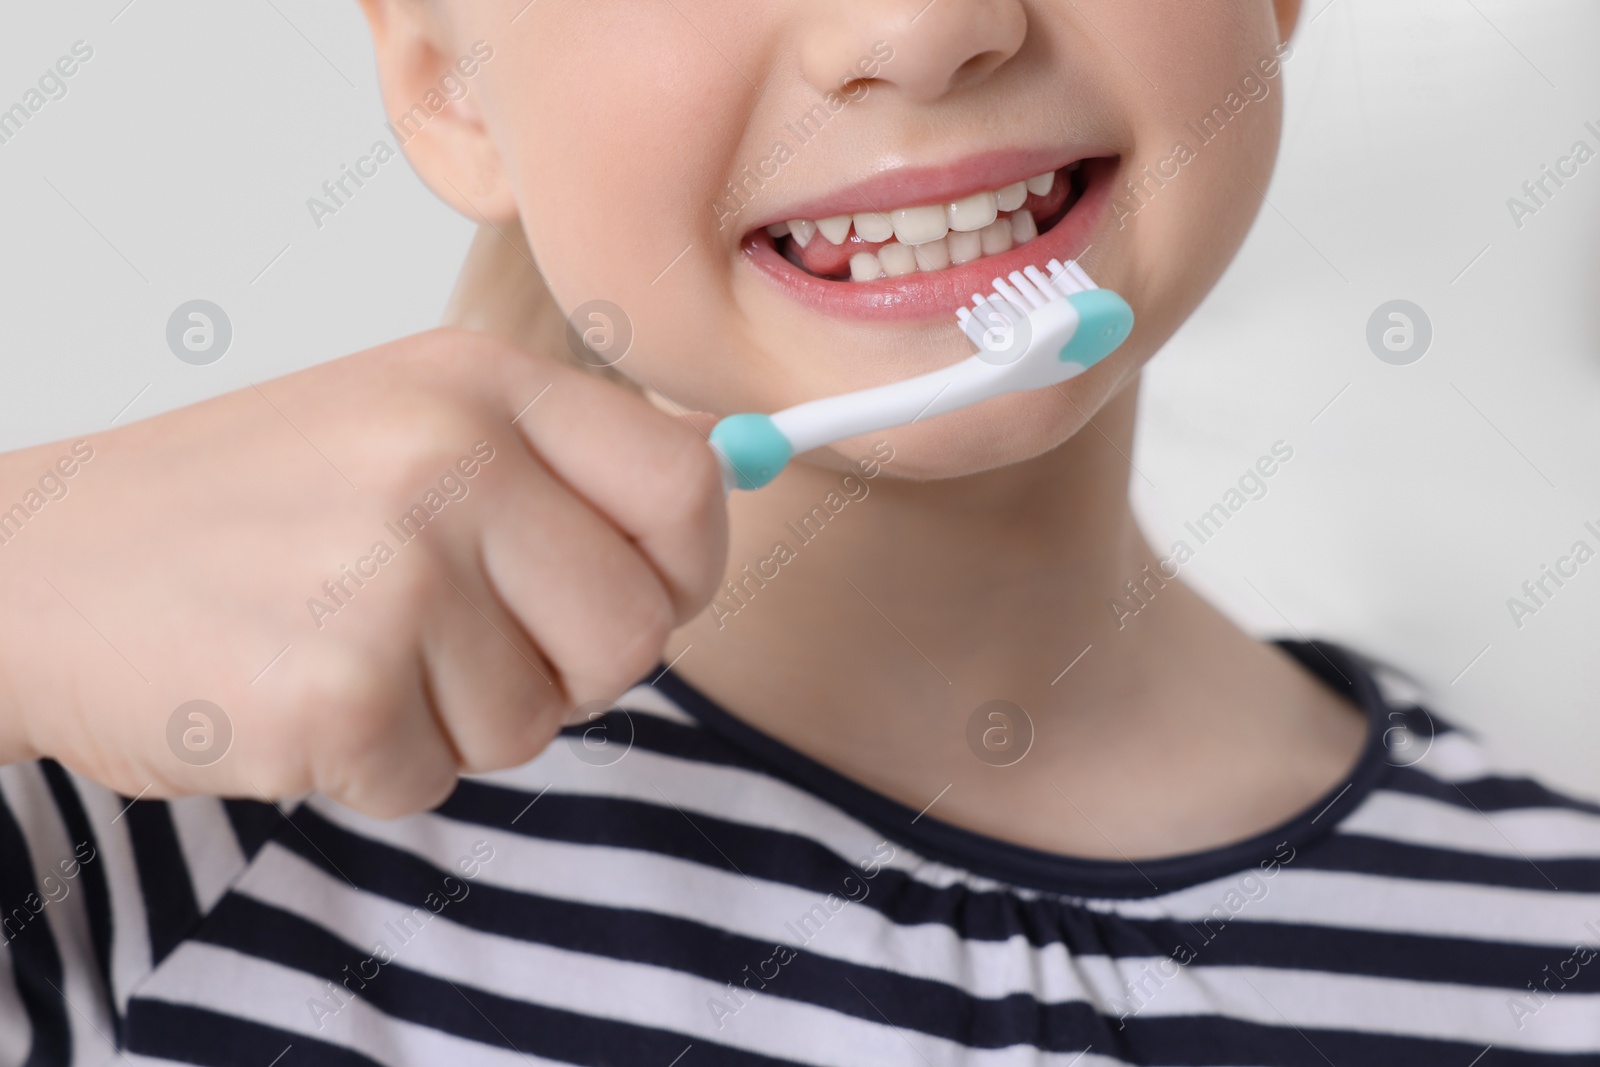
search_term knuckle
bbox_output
[376,415,489,505]
[462,716,555,776]
[329,763,458,820]
[607,587,675,688]
[554,586,672,702]
[288,653,402,762]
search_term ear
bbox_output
[356,0,518,224]
[1272,0,1303,44]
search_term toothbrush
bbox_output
[709,258,1134,491]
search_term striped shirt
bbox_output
[3,641,1599,1066]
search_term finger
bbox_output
[421,562,564,773]
[496,354,728,623]
[292,632,462,819]
[477,446,677,703]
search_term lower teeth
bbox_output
[848,209,1034,283]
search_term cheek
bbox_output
[491,9,752,324]
[1083,0,1286,325]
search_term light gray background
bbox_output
[2,3,1595,792]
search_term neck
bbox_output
[668,380,1367,861]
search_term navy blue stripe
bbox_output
[127,999,381,1067]
[557,709,758,771]
[1386,765,1600,816]
[437,781,880,909]
[443,773,1600,951]
[1307,828,1600,892]
[37,762,118,1041]
[1116,1015,1590,1067]
[183,883,1591,1066]
[304,800,1591,1001]
[274,804,1106,1052]
[0,785,71,1067]
[222,798,286,861]
[1140,912,1600,993]
[124,800,202,964]
[189,894,806,1067]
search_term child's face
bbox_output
[402,0,1298,480]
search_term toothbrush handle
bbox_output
[709,285,1132,491]
[710,356,999,491]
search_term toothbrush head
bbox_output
[955,259,1134,387]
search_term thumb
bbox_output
[678,410,721,439]
[644,390,721,440]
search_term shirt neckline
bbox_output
[651,640,1396,899]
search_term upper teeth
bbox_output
[778,169,1058,249]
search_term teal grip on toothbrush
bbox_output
[1059,289,1134,370]
[709,412,793,490]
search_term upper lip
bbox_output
[744,144,1112,235]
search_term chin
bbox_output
[817,385,1098,483]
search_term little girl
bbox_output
[2,0,1597,1062]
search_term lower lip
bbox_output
[740,158,1117,324]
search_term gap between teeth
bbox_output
[849,209,1037,281]
[766,168,1061,253]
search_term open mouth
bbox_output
[741,154,1118,321]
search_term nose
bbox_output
[800,0,1029,105]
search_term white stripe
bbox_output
[134,942,564,1067]
[305,796,505,882]
[616,682,699,724]
[232,845,1129,1067]
[1108,867,1600,947]
[282,813,1093,1005]
[443,748,1600,948]
[165,797,247,912]
[1077,958,1600,1052]
[1411,730,1551,786]
[466,741,1022,895]
[252,812,1600,1049]
[68,772,153,1015]
[0,764,117,1065]
[354,749,1600,951]
[1344,790,1600,858]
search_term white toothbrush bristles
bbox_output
[1046,258,1096,292]
[949,258,1110,357]
[954,257,1098,348]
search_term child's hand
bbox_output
[0,329,728,816]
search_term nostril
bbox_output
[949,50,1009,92]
